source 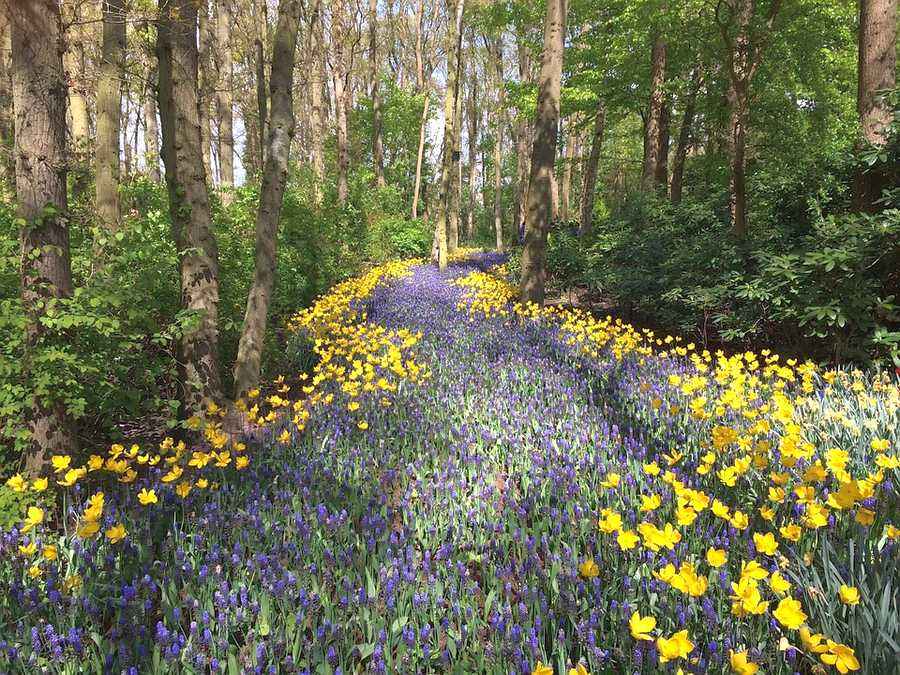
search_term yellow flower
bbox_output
[730,511,749,530]
[670,563,708,597]
[21,506,44,533]
[752,532,778,556]
[769,571,791,595]
[63,574,83,593]
[600,472,620,489]
[838,584,860,606]
[235,456,250,470]
[568,664,589,675]
[855,508,874,526]
[820,641,860,673]
[531,662,553,675]
[51,454,72,473]
[42,545,57,561]
[31,477,48,492]
[105,523,127,544]
[18,541,37,556]
[598,509,623,534]
[137,488,158,505]
[706,548,727,568]
[629,611,656,641]
[578,558,599,579]
[643,462,660,476]
[773,597,807,630]
[83,492,105,522]
[616,529,640,551]
[357,420,369,431]
[28,565,42,579]
[656,630,694,664]
[87,454,104,471]
[77,519,100,539]
[6,474,27,492]
[780,523,802,542]
[176,481,192,499]
[729,650,759,675]
[799,627,829,654]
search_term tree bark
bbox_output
[216,0,235,202]
[519,0,567,305]
[369,0,386,187]
[465,69,479,241]
[410,0,427,218]
[157,0,223,417]
[144,67,161,182]
[492,111,504,251]
[448,54,464,252]
[11,0,78,473]
[854,0,897,211]
[96,0,125,233]
[560,118,576,222]
[641,35,668,191]
[331,0,351,206]
[431,0,464,270]
[233,0,302,397]
[62,9,91,200]
[255,0,269,174]
[198,1,214,181]
[670,67,700,204]
[579,99,605,236]
[308,0,326,205]
[0,18,14,191]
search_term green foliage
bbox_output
[0,484,28,530]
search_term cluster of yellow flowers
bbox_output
[452,267,897,675]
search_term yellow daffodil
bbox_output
[629,611,656,641]
[729,650,759,675]
[773,597,807,630]
[838,584,860,606]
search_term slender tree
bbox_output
[432,0,465,270]
[519,0,567,304]
[670,66,700,204]
[331,0,351,206]
[560,118,577,222]
[96,0,125,233]
[411,0,428,218]
[233,0,303,397]
[369,0,386,187]
[157,0,223,416]
[308,0,326,205]
[0,17,14,191]
[641,34,668,191]
[11,0,78,472]
[579,99,605,236]
[62,6,91,199]
[854,0,897,210]
[465,63,479,241]
[216,0,235,202]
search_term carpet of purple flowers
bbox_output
[1,252,898,674]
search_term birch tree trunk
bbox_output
[157,0,223,417]
[519,0,567,305]
[233,0,303,397]
[12,0,78,472]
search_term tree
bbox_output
[11,0,78,472]
[579,98,605,236]
[233,0,303,397]
[519,0,567,304]
[716,0,783,237]
[331,0,352,206]
[62,2,91,199]
[670,65,700,204]
[369,0,386,187]
[96,0,126,234]
[411,0,429,219]
[432,0,465,270]
[854,0,897,211]
[641,34,668,191]
[308,0,326,205]
[216,0,236,202]
[0,17,13,190]
[157,0,223,417]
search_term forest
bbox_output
[0,0,898,673]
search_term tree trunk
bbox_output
[369,0,386,187]
[854,0,897,211]
[641,35,668,190]
[62,13,91,200]
[513,120,531,236]
[255,0,269,174]
[157,0,223,417]
[410,0,427,219]
[331,0,350,207]
[519,0,567,305]
[492,112,504,251]
[465,71,479,241]
[144,67,161,182]
[96,0,125,234]
[579,99,605,236]
[670,67,700,204]
[198,1,214,181]
[308,0,326,205]
[448,58,464,252]
[431,0,464,270]
[560,119,576,222]
[0,19,15,191]
[216,0,235,203]
[233,0,302,397]
[12,0,78,473]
